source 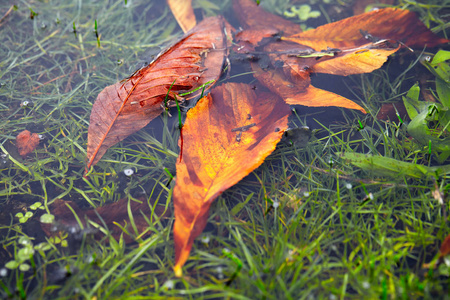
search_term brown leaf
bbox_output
[172,83,290,276]
[233,26,280,53]
[247,7,447,111]
[41,198,168,244]
[283,8,448,50]
[440,233,450,258]
[16,130,40,156]
[233,0,301,36]
[376,102,407,121]
[86,16,232,170]
[167,0,196,33]
[251,63,366,113]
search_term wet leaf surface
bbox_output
[251,62,366,112]
[232,0,301,36]
[172,83,290,276]
[86,16,232,169]
[283,8,448,50]
[167,0,196,33]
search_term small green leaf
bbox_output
[15,212,24,218]
[19,263,30,272]
[30,202,42,210]
[40,213,55,224]
[431,50,450,65]
[18,236,32,246]
[5,260,20,269]
[17,247,34,261]
[402,84,421,119]
[436,78,450,108]
[34,242,52,252]
[61,240,68,247]
[231,193,254,216]
[406,83,420,101]
[24,211,33,218]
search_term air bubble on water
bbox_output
[123,168,134,176]
[163,279,174,290]
[0,268,7,277]
[362,281,370,289]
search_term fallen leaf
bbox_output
[86,16,232,170]
[283,8,448,51]
[233,0,301,36]
[281,8,447,77]
[440,233,450,258]
[376,102,407,121]
[251,63,366,112]
[41,198,168,244]
[233,26,280,53]
[310,42,400,76]
[172,83,290,276]
[16,130,40,156]
[167,0,196,33]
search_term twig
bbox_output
[0,5,14,26]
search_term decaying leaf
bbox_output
[280,8,447,77]
[41,198,168,244]
[376,102,407,121]
[172,83,290,276]
[283,8,448,50]
[440,233,450,258]
[16,130,40,156]
[423,232,450,269]
[86,16,232,170]
[233,0,301,36]
[167,0,196,33]
[251,63,366,112]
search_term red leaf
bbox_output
[440,233,450,258]
[86,16,232,170]
[233,0,301,36]
[16,130,40,156]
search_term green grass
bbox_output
[0,0,449,299]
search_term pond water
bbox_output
[0,0,449,298]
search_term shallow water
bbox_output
[0,0,449,298]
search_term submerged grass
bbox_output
[0,0,449,299]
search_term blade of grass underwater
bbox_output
[337,152,450,178]
[87,235,160,298]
